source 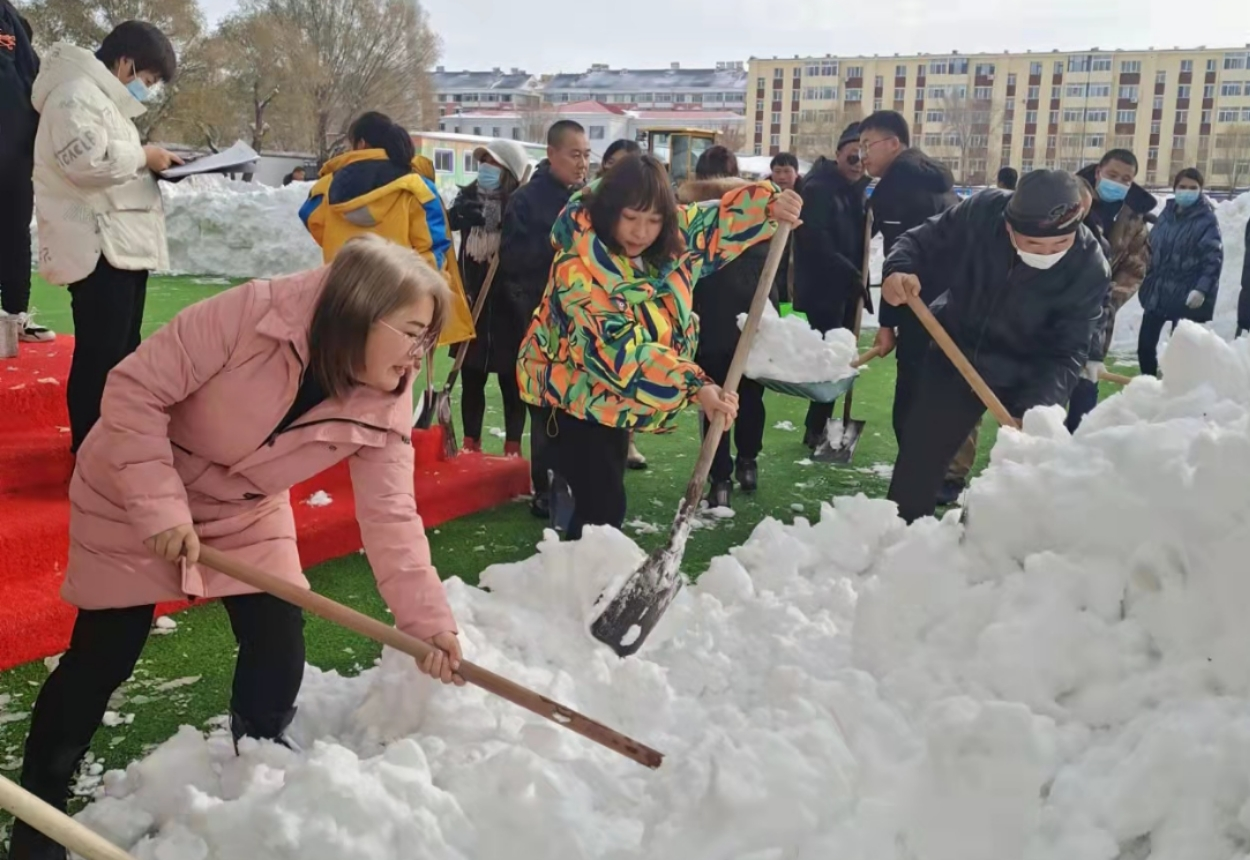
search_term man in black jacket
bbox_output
[499,119,589,518]
[794,122,869,448]
[0,1,52,342]
[1239,216,1250,338]
[880,170,1111,523]
[857,111,959,446]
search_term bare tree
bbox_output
[939,91,1000,185]
[518,100,558,144]
[1215,126,1250,190]
[791,105,861,161]
[716,123,746,154]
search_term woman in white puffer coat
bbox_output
[31,20,183,453]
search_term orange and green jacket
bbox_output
[516,179,780,432]
[300,149,474,346]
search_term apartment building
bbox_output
[431,67,544,117]
[748,46,1250,188]
[542,61,748,113]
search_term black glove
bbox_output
[456,198,486,228]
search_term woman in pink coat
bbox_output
[10,234,464,860]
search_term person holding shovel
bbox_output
[447,139,531,455]
[8,235,465,860]
[516,153,802,539]
[880,170,1110,524]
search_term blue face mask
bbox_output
[1097,176,1130,203]
[1174,189,1201,207]
[477,164,502,191]
[123,62,152,103]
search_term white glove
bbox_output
[1186,290,1205,309]
[1080,361,1105,383]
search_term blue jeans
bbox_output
[1065,378,1099,433]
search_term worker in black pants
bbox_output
[881,170,1110,523]
[550,408,630,540]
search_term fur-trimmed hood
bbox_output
[677,176,754,204]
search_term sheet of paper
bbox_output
[159,141,260,179]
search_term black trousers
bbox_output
[9,594,304,860]
[460,366,526,443]
[887,351,990,524]
[527,404,556,495]
[1137,309,1176,378]
[551,409,629,540]
[698,352,766,483]
[0,157,34,316]
[67,259,148,452]
[1065,378,1099,433]
[801,300,852,435]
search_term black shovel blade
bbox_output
[414,390,436,430]
[812,418,866,464]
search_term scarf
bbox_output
[465,190,503,263]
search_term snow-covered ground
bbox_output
[71,323,1250,859]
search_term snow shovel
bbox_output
[436,255,500,459]
[413,349,437,430]
[589,224,794,658]
[196,547,663,769]
[905,293,1019,430]
[1099,369,1132,385]
[0,773,138,860]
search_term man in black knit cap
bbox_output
[880,169,1111,523]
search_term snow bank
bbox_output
[161,175,323,278]
[741,303,859,382]
[74,323,1250,859]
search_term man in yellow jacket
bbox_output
[300,114,473,347]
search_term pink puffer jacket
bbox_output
[64,267,456,640]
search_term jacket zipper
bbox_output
[262,344,308,447]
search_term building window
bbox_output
[757,99,764,111]
[1151,121,1161,134]
[754,143,762,155]
[874,98,883,110]
[1093,55,1112,71]
[1047,135,1058,149]
[463,151,477,174]
[793,66,802,78]
[1030,62,1042,76]
[1008,73,1017,87]
[1068,55,1089,72]
[915,87,924,101]
[770,134,780,146]
[1217,108,1241,122]
[1176,110,1189,125]
[1221,82,1244,97]
[929,60,948,75]
[756,77,765,88]
[1156,71,1167,85]
[894,87,906,101]
[472,126,482,136]
[1050,110,1061,125]
[1154,96,1164,110]
[511,128,521,140]
[1066,84,1085,98]
[1023,135,1036,148]
[1021,160,1033,172]
[846,89,863,102]
[771,111,781,123]
[588,125,605,140]
[928,85,948,100]
[1173,135,1187,149]
[1087,134,1106,148]
[875,75,884,87]
[951,58,969,74]
[1063,108,1084,122]
[773,68,784,79]
[923,133,941,147]
[1121,60,1142,73]
[1117,110,1137,124]
[1089,84,1111,98]
[1201,109,1212,124]
[1177,85,1191,99]
[914,111,923,126]
[974,86,993,100]
[1003,120,1013,135]
[755,121,763,134]
[491,127,501,138]
[1207,59,1217,72]
[1204,84,1216,98]
[433,149,454,172]
[1114,135,1134,149]
[846,66,864,79]
[1119,85,1139,100]
[1025,110,1038,124]
[822,62,839,76]
[1027,85,1040,100]
[1223,52,1247,70]
[1051,85,1061,100]
[926,109,945,122]
[1087,110,1109,122]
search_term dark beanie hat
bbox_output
[1006,170,1085,237]
[837,122,861,150]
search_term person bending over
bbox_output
[8,235,464,860]
[516,154,802,539]
[880,170,1110,524]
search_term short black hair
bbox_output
[586,154,684,268]
[603,139,641,164]
[997,167,1019,189]
[859,110,910,147]
[548,120,585,148]
[770,152,799,170]
[696,145,739,179]
[1173,167,1204,188]
[348,111,414,169]
[96,20,177,83]
[1099,148,1139,174]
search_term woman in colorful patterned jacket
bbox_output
[517,153,802,539]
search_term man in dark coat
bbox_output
[0,1,51,341]
[1239,216,1250,338]
[881,170,1111,523]
[794,122,870,448]
[769,152,801,304]
[857,110,960,449]
[499,119,589,518]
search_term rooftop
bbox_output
[432,68,536,92]
[545,64,749,92]
[749,44,1250,62]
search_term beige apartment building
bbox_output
[749,46,1250,188]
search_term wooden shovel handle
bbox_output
[682,223,793,508]
[905,294,1020,430]
[443,255,500,390]
[0,774,137,860]
[840,208,876,422]
[196,547,663,769]
[1099,369,1132,386]
[851,345,884,369]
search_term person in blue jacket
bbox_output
[1136,168,1223,376]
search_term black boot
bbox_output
[936,478,966,507]
[707,480,732,510]
[230,706,299,753]
[734,458,758,492]
[550,473,575,536]
[802,428,823,451]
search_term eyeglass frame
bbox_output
[377,318,439,357]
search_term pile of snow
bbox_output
[740,303,860,382]
[161,175,323,278]
[72,323,1250,859]
[1107,192,1248,355]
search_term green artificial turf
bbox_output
[0,275,1135,828]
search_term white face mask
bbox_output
[1013,241,1070,270]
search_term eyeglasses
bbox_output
[858,137,896,159]
[846,153,861,166]
[378,320,438,357]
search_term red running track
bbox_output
[0,340,531,671]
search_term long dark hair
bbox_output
[348,111,415,169]
[586,154,684,268]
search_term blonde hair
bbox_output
[309,233,451,398]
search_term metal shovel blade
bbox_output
[812,417,866,464]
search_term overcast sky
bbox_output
[200,0,1247,72]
